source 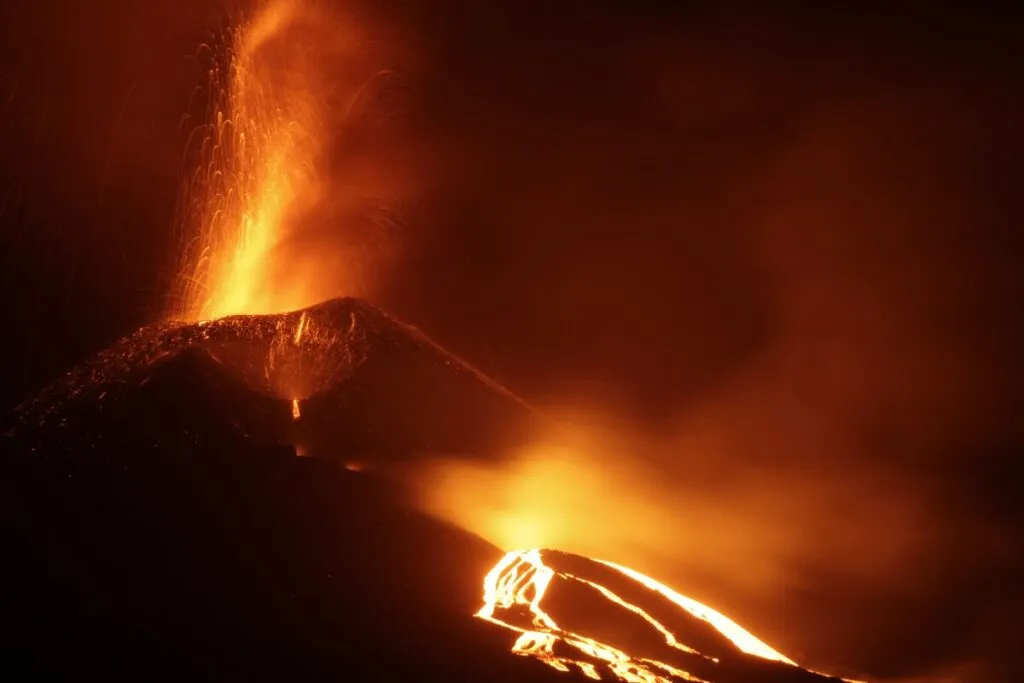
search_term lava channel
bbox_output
[477,549,861,683]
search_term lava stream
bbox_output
[478,549,854,683]
[593,558,793,665]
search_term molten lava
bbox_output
[478,550,857,683]
[172,0,395,322]
[174,0,324,321]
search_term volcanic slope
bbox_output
[7,297,543,461]
[2,297,853,682]
[1,298,556,681]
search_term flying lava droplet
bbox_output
[172,0,347,321]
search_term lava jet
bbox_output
[2,297,858,682]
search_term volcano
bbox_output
[2,298,855,682]
[7,297,543,462]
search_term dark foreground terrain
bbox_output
[2,298,848,682]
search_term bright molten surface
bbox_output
[478,549,856,683]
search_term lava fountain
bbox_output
[172,0,394,322]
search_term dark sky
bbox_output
[1,1,1022,680]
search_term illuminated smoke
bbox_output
[403,403,982,679]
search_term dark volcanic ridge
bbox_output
[7,297,544,462]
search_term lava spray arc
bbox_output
[173,0,321,321]
[172,0,396,322]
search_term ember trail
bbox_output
[173,0,389,322]
[174,0,322,321]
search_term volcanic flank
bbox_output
[7,297,541,462]
[2,298,855,682]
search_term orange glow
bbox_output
[591,559,792,665]
[478,549,712,682]
[478,550,857,683]
[172,0,391,322]
[291,397,301,420]
[411,439,680,566]
[408,428,871,681]
[173,0,322,321]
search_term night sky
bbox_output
[1,2,1021,680]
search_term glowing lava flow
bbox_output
[593,558,794,666]
[477,550,842,683]
[478,550,710,682]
